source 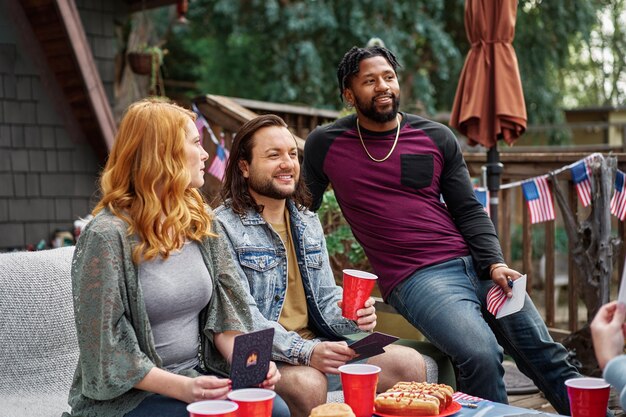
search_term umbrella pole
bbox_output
[486,145,503,234]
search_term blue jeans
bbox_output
[125,393,291,417]
[386,256,580,416]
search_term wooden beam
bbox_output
[232,97,340,119]
[55,0,116,154]
[465,152,626,179]
[545,220,555,327]
[195,95,307,152]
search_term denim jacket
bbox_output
[214,200,361,365]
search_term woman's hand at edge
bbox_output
[135,367,232,404]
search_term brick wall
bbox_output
[0,0,126,251]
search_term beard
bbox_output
[248,173,297,200]
[354,92,400,123]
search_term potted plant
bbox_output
[127,44,166,94]
[127,44,164,75]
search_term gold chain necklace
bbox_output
[356,114,401,163]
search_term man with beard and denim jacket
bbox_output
[215,114,425,417]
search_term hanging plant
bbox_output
[127,44,164,76]
[126,44,165,94]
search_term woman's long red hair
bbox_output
[93,98,214,263]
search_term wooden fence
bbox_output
[193,94,626,336]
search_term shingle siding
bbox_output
[0,0,126,251]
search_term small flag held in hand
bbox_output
[486,285,507,317]
[486,275,527,319]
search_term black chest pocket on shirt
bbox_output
[401,154,434,190]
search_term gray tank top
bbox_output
[139,241,212,372]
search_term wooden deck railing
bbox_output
[465,152,626,334]
[193,94,626,336]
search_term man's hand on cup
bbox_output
[355,297,376,331]
[337,297,376,331]
[310,341,356,374]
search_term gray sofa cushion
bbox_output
[0,247,77,417]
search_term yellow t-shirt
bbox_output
[271,211,315,340]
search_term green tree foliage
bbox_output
[561,0,626,108]
[166,0,464,113]
[163,0,605,131]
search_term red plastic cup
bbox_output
[341,269,377,320]
[565,377,610,417]
[187,400,238,417]
[227,388,275,417]
[339,364,381,417]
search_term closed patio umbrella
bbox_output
[449,0,527,230]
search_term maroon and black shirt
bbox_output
[303,112,504,300]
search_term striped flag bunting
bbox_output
[570,158,593,207]
[192,103,220,146]
[474,187,490,216]
[192,103,209,143]
[611,170,626,221]
[207,138,229,181]
[486,285,507,317]
[521,176,555,224]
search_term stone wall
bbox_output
[0,0,126,251]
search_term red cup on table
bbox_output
[187,400,238,417]
[341,269,377,320]
[339,363,381,417]
[227,388,275,417]
[565,377,610,417]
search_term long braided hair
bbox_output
[336,46,401,101]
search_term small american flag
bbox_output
[486,285,507,317]
[474,187,490,216]
[521,176,555,224]
[207,139,229,182]
[570,158,592,207]
[611,170,626,221]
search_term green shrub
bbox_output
[316,190,370,276]
[509,223,569,261]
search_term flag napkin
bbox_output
[486,275,527,319]
[453,392,485,402]
[611,170,626,221]
[521,176,555,224]
[570,158,592,207]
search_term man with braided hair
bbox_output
[303,45,582,415]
